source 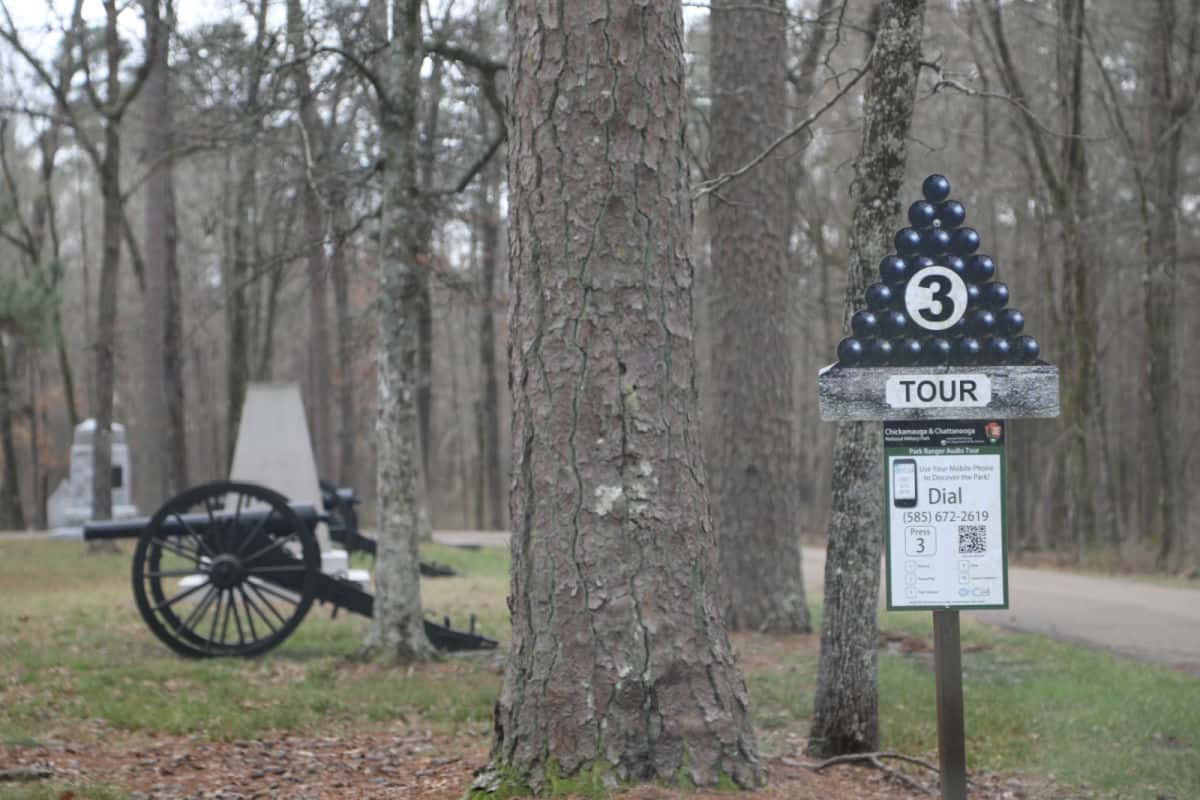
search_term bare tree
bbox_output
[361,0,434,661]
[808,0,926,758]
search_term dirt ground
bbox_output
[0,726,1063,800]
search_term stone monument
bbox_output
[47,418,140,529]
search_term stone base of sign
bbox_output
[818,363,1059,421]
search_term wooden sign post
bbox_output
[818,174,1060,800]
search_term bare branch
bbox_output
[430,130,506,196]
[693,58,871,200]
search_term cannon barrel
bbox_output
[83,503,321,541]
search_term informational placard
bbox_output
[884,419,1007,610]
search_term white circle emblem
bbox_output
[904,266,968,331]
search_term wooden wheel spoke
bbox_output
[241,531,298,566]
[150,578,209,613]
[239,585,276,636]
[206,589,224,651]
[173,512,214,558]
[229,589,246,645]
[179,585,218,632]
[247,581,292,626]
[219,590,236,646]
[234,507,276,557]
[154,535,204,566]
[145,568,207,579]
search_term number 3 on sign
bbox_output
[905,525,937,556]
[904,265,968,331]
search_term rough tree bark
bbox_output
[361,0,433,662]
[142,0,188,501]
[709,0,810,634]
[808,0,926,758]
[480,1,762,792]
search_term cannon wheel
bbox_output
[131,481,320,657]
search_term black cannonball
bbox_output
[923,174,952,202]
[895,228,923,256]
[882,309,909,337]
[851,310,879,338]
[998,308,1025,336]
[837,337,865,366]
[937,200,966,228]
[895,337,923,365]
[966,308,996,336]
[865,282,894,312]
[905,255,935,276]
[1013,335,1040,364]
[953,336,983,365]
[880,255,908,284]
[981,281,1009,309]
[923,227,953,257]
[966,283,982,308]
[908,201,938,228]
[966,254,995,282]
[987,337,1012,364]
[951,227,981,256]
[866,337,894,366]
[923,337,953,365]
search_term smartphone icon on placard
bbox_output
[893,458,918,508]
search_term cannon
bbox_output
[83,480,497,658]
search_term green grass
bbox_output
[0,783,130,800]
[2,538,1198,799]
[0,539,504,742]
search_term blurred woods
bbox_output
[0,0,1197,572]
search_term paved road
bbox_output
[801,546,1200,674]
[7,529,1198,672]
[432,534,1200,674]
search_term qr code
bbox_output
[958,525,987,555]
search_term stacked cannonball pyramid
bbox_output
[835,174,1041,367]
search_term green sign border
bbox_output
[883,440,1009,612]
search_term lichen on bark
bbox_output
[807,0,927,758]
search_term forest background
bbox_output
[0,0,1195,573]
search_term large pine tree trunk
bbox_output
[361,0,432,662]
[808,0,926,758]
[709,0,810,634]
[483,1,761,791]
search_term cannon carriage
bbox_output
[83,480,496,658]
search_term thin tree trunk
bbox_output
[331,204,355,487]
[287,0,333,477]
[0,341,26,529]
[483,1,762,791]
[142,0,186,500]
[476,104,503,531]
[808,0,926,758]
[709,0,810,634]
[361,0,433,662]
[1145,0,1188,569]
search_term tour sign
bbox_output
[815,173,1060,800]
[884,420,1007,610]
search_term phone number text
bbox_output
[902,510,990,523]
